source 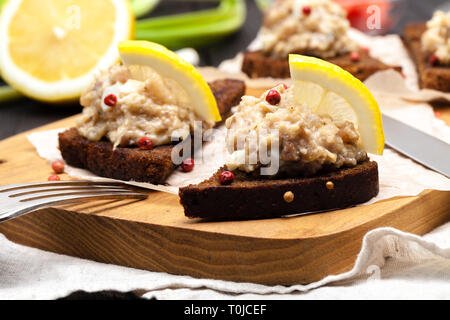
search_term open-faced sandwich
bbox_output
[59,41,245,184]
[242,0,401,81]
[180,54,384,219]
[403,10,450,92]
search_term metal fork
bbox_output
[0,180,148,223]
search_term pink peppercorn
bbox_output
[51,160,65,174]
[48,175,61,181]
[137,137,153,150]
[104,94,117,107]
[219,171,235,185]
[429,54,439,66]
[181,158,195,172]
[302,6,311,15]
[350,51,360,62]
[266,90,281,105]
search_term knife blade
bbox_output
[382,113,450,178]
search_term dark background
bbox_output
[0,0,449,141]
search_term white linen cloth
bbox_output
[1,221,450,300]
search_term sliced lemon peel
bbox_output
[118,40,221,122]
[289,54,384,155]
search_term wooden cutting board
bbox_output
[0,88,449,286]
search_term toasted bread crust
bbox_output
[403,23,450,92]
[242,50,401,82]
[209,79,246,117]
[59,127,178,183]
[59,79,246,184]
[179,160,379,219]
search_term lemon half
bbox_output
[118,40,221,123]
[289,54,385,155]
[0,0,134,102]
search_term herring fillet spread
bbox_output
[260,0,358,59]
[77,64,214,148]
[421,10,450,65]
[225,84,367,176]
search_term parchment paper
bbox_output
[27,126,229,195]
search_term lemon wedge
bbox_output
[289,54,384,155]
[118,40,221,122]
[0,0,134,102]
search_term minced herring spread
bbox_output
[77,64,213,148]
[225,85,367,176]
[260,0,358,59]
[422,10,450,65]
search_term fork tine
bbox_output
[0,180,126,193]
[19,189,145,202]
[0,192,147,222]
[0,180,149,223]
[8,185,131,198]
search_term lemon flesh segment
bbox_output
[289,54,384,155]
[118,40,221,123]
[292,80,325,111]
[317,91,359,127]
[0,0,134,102]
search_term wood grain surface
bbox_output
[0,88,448,285]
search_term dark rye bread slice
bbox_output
[242,50,402,82]
[58,79,246,184]
[179,160,379,219]
[403,23,450,92]
[208,79,246,117]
